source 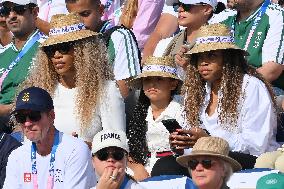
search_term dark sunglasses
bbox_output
[173,2,207,12]
[188,159,214,170]
[14,111,42,124]
[94,148,126,161]
[43,42,74,57]
[0,5,29,17]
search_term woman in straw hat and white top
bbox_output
[170,23,279,166]
[177,136,242,189]
[91,129,144,189]
[19,13,125,147]
[127,56,189,180]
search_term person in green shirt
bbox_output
[209,0,284,93]
[0,0,43,133]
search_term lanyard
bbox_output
[31,130,60,189]
[231,0,270,50]
[120,176,129,189]
[0,31,41,90]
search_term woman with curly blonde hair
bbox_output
[170,23,280,169]
[20,13,126,146]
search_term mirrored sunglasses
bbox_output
[94,148,126,161]
[14,111,42,124]
[188,159,214,170]
[43,42,74,57]
[0,5,29,17]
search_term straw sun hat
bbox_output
[185,23,248,55]
[177,137,242,172]
[41,13,99,47]
[129,56,183,89]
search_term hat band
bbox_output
[142,65,178,76]
[191,150,227,156]
[49,23,86,36]
[196,36,235,45]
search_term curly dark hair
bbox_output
[183,49,276,131]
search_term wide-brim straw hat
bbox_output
[41,13,99,47]
[176,137,242,172]
[185,23,248,56]
[129,56,183,89]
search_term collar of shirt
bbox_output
[146,95,183,123]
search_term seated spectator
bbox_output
[0,0,44,133]
[163,0,217,69]
[177,137,241,189]
[66,0,141,99]
[255,144,284,172]
[209,0,284,95]
[127,56,187,181]
[91,129,145,189]
[20,13,125,147]
[4,86,96,188]
[0,131,21,188]
[170,23,279,168]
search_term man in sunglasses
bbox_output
[3,86,97,188]
[176,137,241,189]
[91,129,145,189]
[0,0,45,134]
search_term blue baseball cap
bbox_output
[13,87,54,113]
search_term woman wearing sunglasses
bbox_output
[170,23,279,168]
[20,13,125,147]
[157,0,217,59]
[91,129,144,189]
[177,137,241,189]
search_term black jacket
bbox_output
[0,132,22,188]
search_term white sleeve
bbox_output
[63,142,97,189]
[262,9,284,65]
[225,77,279,156]
[3,151,21,189]
[111,29,141,81]
[100,81,126,132]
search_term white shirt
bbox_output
[3,132,96,189]
[53,80,126,142]
[145,96,185,171]
[199,74,280,156]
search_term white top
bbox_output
[37,0,68,22]
[3,132,96,189]
[53,80,126,142]
[91,178,145,189]
[109,28,141,81]
[199,74,280,156]
[145,96,185,172]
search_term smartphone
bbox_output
[162,119,182,133]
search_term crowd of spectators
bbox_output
[0,0,284,188]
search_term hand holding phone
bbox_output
[162,119,182,133]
